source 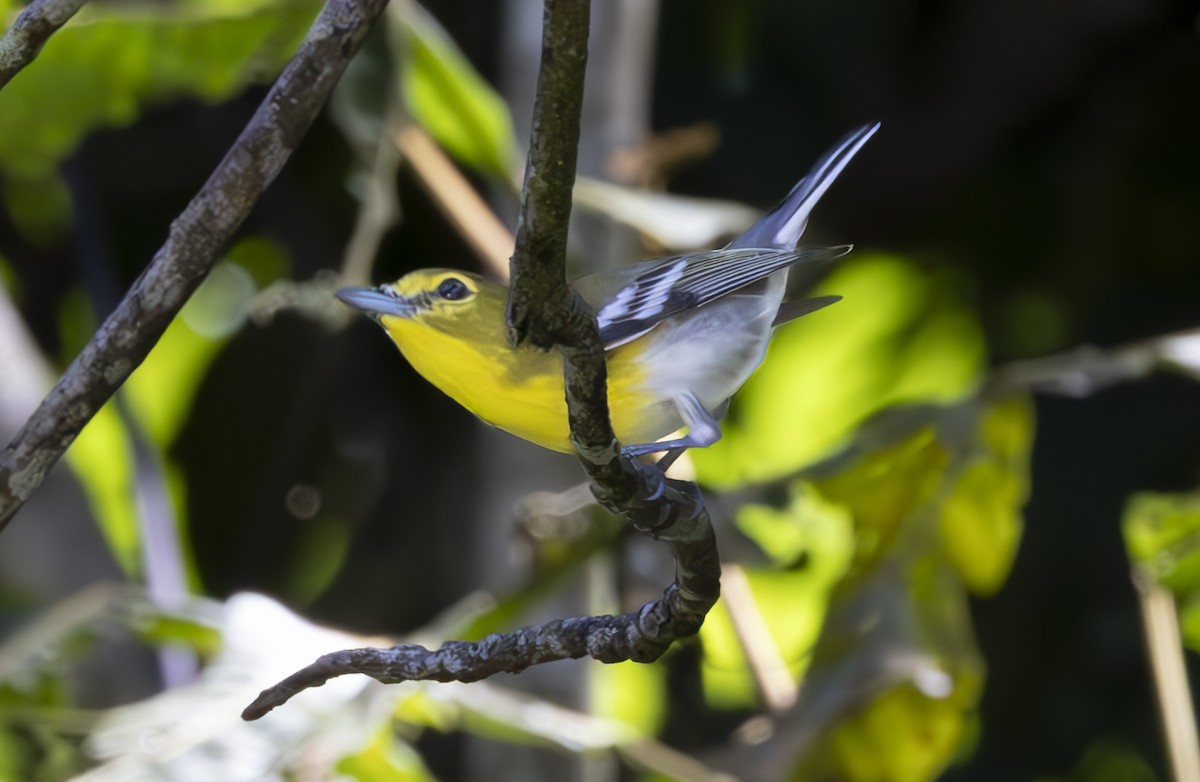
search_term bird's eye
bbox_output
[437,277,470,301]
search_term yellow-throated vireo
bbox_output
[337,123,879,456]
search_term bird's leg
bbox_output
[622,392,721,456]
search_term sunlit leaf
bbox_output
[0,729,28,782]
[700,491,855,708]
[1122,490,1200,652]
[938,396,1033,596]
[65,406,141,575]
[590,660,667,736]
[780,549,986,782]
[792,681,975,782]
[811,426,948,569]
[337,726,437,782]
[394,687,460,734]
[1123,492,1200,595]
[59,286,141,576]
[700,391,1022,770]
[698,593,755,708]
[1181,591,1200,653]
[133,615,222,657]
[693,254,984,489]
[393,3,517,177]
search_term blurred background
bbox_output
[1,0,1199,780]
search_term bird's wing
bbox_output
[771,295,843,328]
[586,121,878,348]
[592,245,848,348]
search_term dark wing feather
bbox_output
[595,245,848,347]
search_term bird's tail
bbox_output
[727,122,880,251]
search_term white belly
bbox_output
[633,274,784,421]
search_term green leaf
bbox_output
[0,1,320,180]
[1123,492,1200,595]
[589,659,667,736]
[393,3,517,177]
[700,490,855,709]
[336,726,437,782]
[0,0,320,243]
[809,426,949,569]
[64,405,141,576]
[55,288,141,576]
[693,254,985,489]
[937,396,1033,596]
[792,681,976,782]
[1122,491,1200,653]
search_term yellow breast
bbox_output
[381,314,664,453]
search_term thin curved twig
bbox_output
[0,0,390,534]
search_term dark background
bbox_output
[3,0,1199,779]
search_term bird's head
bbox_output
[336,269,507,344]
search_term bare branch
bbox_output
[984,327,1200,398]
[0,0,86,90]
[0,0,389,534]
[504,0,590,350]
[242,0,722,720]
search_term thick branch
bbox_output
[504,0,590,349]
[241,0,721,721]
[501,0,720,649]
[0,0,86,90]
[0,0,389,533]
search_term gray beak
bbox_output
[335,286,417,319]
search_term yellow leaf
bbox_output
[938,396,1032,596]
[794,682,974,782]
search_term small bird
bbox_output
[337,123,878,455]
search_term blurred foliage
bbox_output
[692,254,985,489]
[2,0,1195,780]
[701,491,855,708]
[0,0,321,243]
[57,241,289,580]
[685,252,1029,779]
[337,725,439,782]
[0,0,314,578]
[694,395,1027,780]
[0,591,704,781]
[1123,492,1200,653]
[1035,738,1158,782]
[794,681,977,782]
[391,3,516,178]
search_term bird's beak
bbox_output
[335,286,419,319]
